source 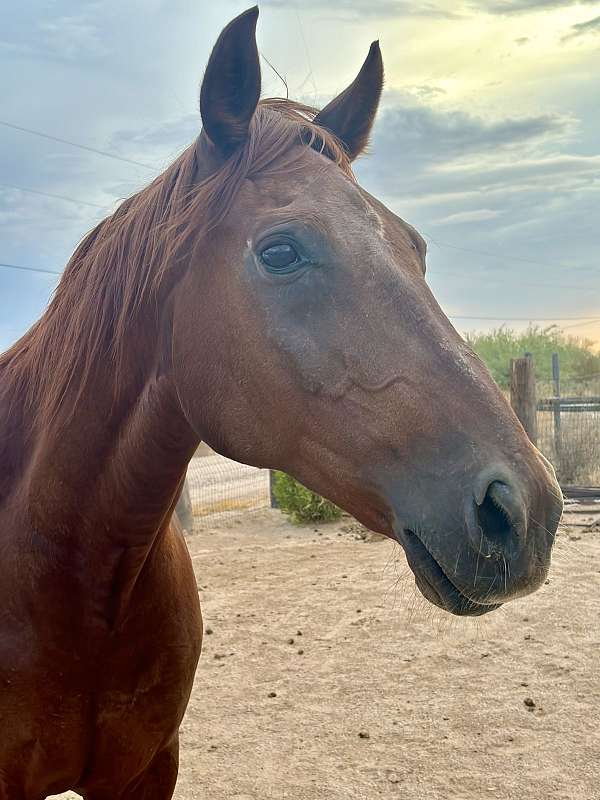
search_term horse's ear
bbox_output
[199,7,261,158]
[313,41,383,161]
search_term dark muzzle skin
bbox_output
[383,453,563,617]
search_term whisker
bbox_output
[532,515,587,557]
[473,527,483,589]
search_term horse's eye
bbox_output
[260,243,301,273]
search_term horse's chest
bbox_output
[76,593,202,787]
[0,623,91,792]
[0,523,202,790]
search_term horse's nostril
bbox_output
[473,480,527,556]
[477,485,512,543]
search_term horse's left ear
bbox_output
[314,41,383,161]
[199,7,261,158]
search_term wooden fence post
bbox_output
[510,354,538,445]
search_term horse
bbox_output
[0,6,562,798]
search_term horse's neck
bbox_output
[0,334,201,626]
[5,344,199,548]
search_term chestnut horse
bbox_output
[0,7,562,798]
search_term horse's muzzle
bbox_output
[390,462,563,616]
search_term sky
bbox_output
[1,0,599,352]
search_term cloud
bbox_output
[562,14,600,40]
[475,0,598,14]
[355,100,595,242]
[109,115,200,161]
[434,153,600,184]
[434,209,502,224]
[0,8,107,63]
[352,93,600,310]
[263,0,600,20]
[365,96,572,174]
[261,0,457,19]
[404,85,448,101]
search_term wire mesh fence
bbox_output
[536,377,600,486]
[185,450,271,526]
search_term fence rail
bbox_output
[510,354,600,486]
[537,397,600,412]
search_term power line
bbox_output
[450,315,600,322]
[292,2,318,100]
[423,231,578,272]
[1,262,599,327]
[0,182,110,210]
[0,116,593,279]
[560,317,600,330]
[0,120,155,171]
[429,269,599,294]
[4,219,598,295]
[0,121,595,282]
[0,262,61,276]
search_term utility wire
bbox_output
[428,267,600,294]
[0,120,155,171]
[1,262,600,327]
[1,122,598,321]
[559,317,600,331]
[0,262,61,276]
[293,2,318,100]
[450,315,600,322]
[423,231,578,272]
[0,120,595,280]
[0,182,111,210]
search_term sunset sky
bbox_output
[1,0,599,351]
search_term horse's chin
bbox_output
[397,529,502,617]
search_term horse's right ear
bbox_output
[199,7,261,158]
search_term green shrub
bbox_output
[272,471,342,524]
[465,325,600,389]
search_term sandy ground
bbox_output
[53,507,600,800]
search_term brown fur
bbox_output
[0,8,561,798]
[0,100,349,426]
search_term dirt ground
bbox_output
[54,508,599,800]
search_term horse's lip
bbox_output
[396,528,501,617]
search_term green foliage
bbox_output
[465,325,600,389]
[273,471,342,524]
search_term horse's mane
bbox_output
[0,100,351,423]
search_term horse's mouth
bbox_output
[398,529,501,617]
